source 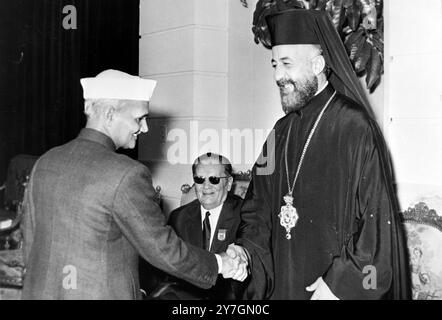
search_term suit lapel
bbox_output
[186,203,203,248]
[210,197,238,253]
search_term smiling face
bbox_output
[194,159,233,211]
[108,100,149,149]
[271,44,320,113]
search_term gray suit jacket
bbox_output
[21,128,218,299]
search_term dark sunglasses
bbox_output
[193,176,229,185]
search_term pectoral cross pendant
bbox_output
[278,194,299,240]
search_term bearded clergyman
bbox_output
[228,9,411,300]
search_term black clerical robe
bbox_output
[236,84,411,300]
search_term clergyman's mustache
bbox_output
[277,78,297,91]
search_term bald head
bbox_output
[192,153,232,177]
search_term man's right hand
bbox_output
[219,250,248,282]
[227,244,249,266]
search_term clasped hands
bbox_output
[219,245,338,299]
[219,243,249,282]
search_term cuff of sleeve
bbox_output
[215,254,223,273]
[235,241,252,270]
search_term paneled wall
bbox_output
[385,0,442,212]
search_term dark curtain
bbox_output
[0,0,140,182]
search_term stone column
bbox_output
[139,0,229,212]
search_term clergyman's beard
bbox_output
[277,76,318,114]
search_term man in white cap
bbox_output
[21,69,247,299]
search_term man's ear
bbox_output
[104,106,116,126]
[226,176,234,192]
[84,103,92,117]
[312,55,326,76]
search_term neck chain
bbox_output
[279,91,336,240]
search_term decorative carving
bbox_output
[0,249,24,288]
[402,202,442,232]
[231,170,252,199]
[232,170,252,181]
[181,183,192,194]
[402,201,442,300]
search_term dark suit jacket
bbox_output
[152,194,243,300]
[21,128,218,300]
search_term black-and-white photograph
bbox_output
[0,0,441,307]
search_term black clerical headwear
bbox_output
[266,9,375,119]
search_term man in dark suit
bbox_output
[21,70,247,300]
[150,153,244,300]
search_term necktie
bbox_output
[202,211,211,251]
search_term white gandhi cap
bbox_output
[80,69,157,101]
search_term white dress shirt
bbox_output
[200,203,223,251]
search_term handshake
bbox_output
[219,244,249,282]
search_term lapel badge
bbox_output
[217,229,227,241]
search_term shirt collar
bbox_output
[201,203,223,221]
[77,128,116,151]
